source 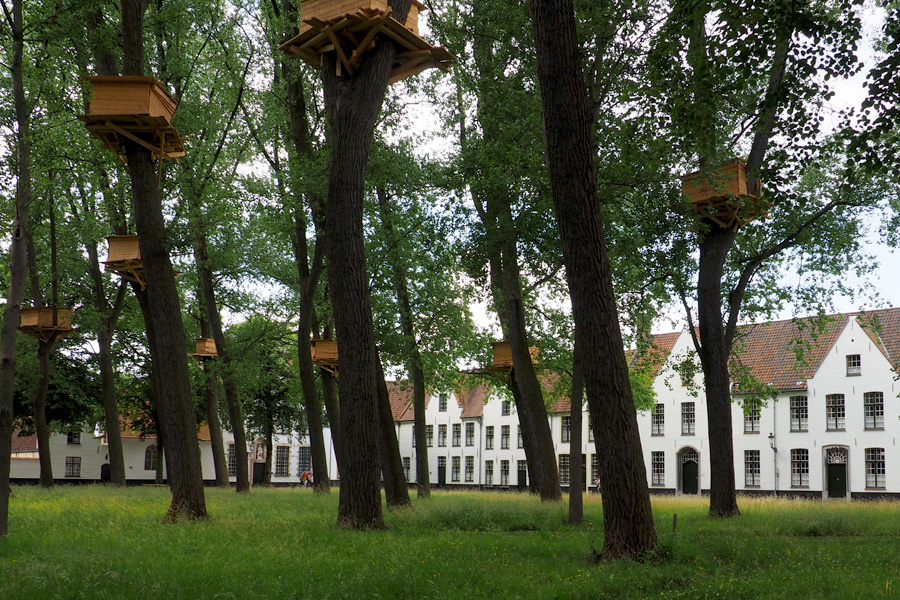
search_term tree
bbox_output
[530,0,658,558]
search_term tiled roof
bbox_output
[458,385,490,418]
[119,420,212,441]
[387,380,428,422]
[730,315,849,391]
[630,332,682,378]
[11,430,37,453]
[856,308,900,368]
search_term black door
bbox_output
[517,464,527,490]
[252,462,266,485]
[827,463,846,498]
[682,460,698,495]
[438,465,446,488]
[100,463,110,483]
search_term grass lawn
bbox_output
[1,486,898,599]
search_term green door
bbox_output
[827,463,846,498]
[682,460,698,495]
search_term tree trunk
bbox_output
[376,357,411,507]
[319,0,412,528]
[203,360,230,488]
[33,341,54,487]
[122,0,205,522]
[568,342,584,525]
[375,186,430,499]
[320,366,343,470]
[2,0,31,537]
[264,424,273,485]
[193,212,250,492]
[697,226,740,517]
[155,431,165,484]
[530,0,657,559]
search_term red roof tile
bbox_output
[458,386,490,419]
[11,430,37,453]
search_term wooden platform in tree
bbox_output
[278,3,453,85]
[18,307,74,343]
[103,235,146,289]
[682,159,768,231]
[190,337,218,360]
[78,76,186,163]
[484,341,539,374]
[310,339,339,374]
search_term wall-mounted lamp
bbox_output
[768,432,776,452]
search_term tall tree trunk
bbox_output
[192,213,250,492]
[155,430,165,484]
[33,341,54,487]
[121,0,206,520]
[697,227,740,516]
[202,362,229,487]
[375,186,430,499]
[530,0,657,559]
[568,342,584,525]
[376,357,411,507]
[319,0,412,529]
[320,365,343,471]
[264,423,274,485]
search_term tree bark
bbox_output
[530,0,657,559]
[568,342,584,525]
[319,0,413,529]
[33,341,54,487]
[376,357,411,507]
[121,0,206,520]
[200,348,229,488]
[375,186,430,499]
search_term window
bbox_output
[65,456,81,478]
[790,396,808,431]
[846,354,861,376]
[402,457,411,481]
[426,425,434,447]
[501,425,510,449]
[679,362,693,387]
[591,454,599,483]
[866,448,885,488]
[485,461,494,485]
[412,425,416,448]
[561,415,571,443]
[651,404,664,435]
[67,432,81,445]
[465,456,474,482]
[438,456,446,470]
[144,444,157,471]
[502,400,512,416]
[588,418,594,442]
[438,424,447,447]
[451,457,460,482]
[826,394,846,430]
[681,402,695,434]
[297,446,312,476]
[558,454,570,484]
[651,452,665,486]
[517,427,523,449]
[465,422,475,447]
[452,424,461,447]
[227,444,236,476]
[500,460,510,485]
[744,400,760,433]
[865,392,884,429]
[275,446,290,477]
[439,393,448,412]
[485,426,494,450]
[791,449,809,487]
[745,450,760,486]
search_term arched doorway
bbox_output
[251,438,267,486]
[679,448,699,495]
[825,446,848,499]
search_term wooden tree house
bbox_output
[486,341,539,374]
[310,339,339,374]
[103,235,146,289]
[18,307,74,343]
[78,76,186,164]
[278,0,453,84]
[682,159,768,231]
[189,337,218,360]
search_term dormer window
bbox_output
[846,354,861,376]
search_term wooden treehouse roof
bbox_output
[279,6,453,85]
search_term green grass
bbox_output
[1,487,899,599]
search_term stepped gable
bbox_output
[458,385,490,419]
[629,331,681,378]
[857,307,900,368]
[11,430,38,454]
[730,314,850,392]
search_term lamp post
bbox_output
[768,432,777,497]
